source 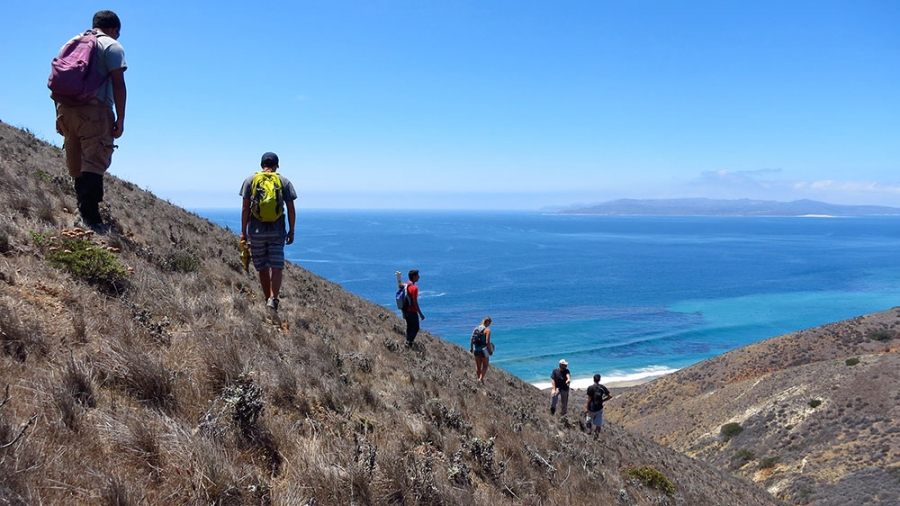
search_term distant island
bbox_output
[561,198,900,216]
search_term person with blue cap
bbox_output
[239,151,298,313]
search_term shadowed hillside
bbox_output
[609,308,900,505]
[0,120,783,505]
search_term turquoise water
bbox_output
[200,210,900,387]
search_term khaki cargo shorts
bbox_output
[57,102,115,178]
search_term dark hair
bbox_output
[593,374,602,382]
[92,10,121,30]
[408,269,419,279]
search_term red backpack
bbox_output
[48,30,106,105]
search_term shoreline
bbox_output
[533,371,670,391]
[535,374,664,394]
[604,378,655,388]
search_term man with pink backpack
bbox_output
[50,10,127,231]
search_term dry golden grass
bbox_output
[0,120,783,505]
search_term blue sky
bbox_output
[2,1,898,209]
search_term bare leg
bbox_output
[258,269,272,298]
[270,268,283,299]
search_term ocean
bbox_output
[199,209,900,388]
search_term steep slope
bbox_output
[0,120,782,505]
[609,308,900,505]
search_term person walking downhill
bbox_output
[550,359,571,416]
[51,10,127,231]
[396,270,424,346]
[240,152,297,313]
[469,317,492,382]
[585,374,613,436]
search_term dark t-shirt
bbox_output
[551,367,570,390]
[587,384,610,411]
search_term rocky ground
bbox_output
[609,308,900,505]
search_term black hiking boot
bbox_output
[75,173,105,228]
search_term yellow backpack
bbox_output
[250,172,283,222]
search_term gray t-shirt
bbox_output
[239,172,298,232]
[92,30,127,107]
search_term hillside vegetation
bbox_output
[0,120,782,505]
[609,308,900,505]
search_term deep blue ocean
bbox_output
[199,210,900,388]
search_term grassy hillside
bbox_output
[610,308,900,505]
[0,120,783,505]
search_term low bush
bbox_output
[760,456,781,469]
[721,422,744,441]
[117,351,177,413]
[731,448,756,468]
[0,301,46,362]
[45,237,129,291]
[222,374,263,438]
[155,250,200,274]
[867,329,894,342]
[808,398,823,409]
[845,357,860,366]
[623,466,675,496]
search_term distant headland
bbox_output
[560,198,900,217]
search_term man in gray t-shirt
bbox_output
[54,10,128,230]
[240,152,298,313]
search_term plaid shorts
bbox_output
[249,227,286,270]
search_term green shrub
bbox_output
[868,329,894,342]
[721,422,744,441]
[46,238,128,289]
[808,398,822,409]
[730,448,756,468]
[159,251,200,273]
[145,249,201,273]
[845,357,860,366]
[759,456,781,469]
[623,466,675,496]
[34,169,53,183]
[30,231,53,246]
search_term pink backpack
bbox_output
[48,30,106,105]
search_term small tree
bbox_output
[721,422,744,441]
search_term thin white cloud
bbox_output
[692,170,900,205]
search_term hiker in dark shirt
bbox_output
[585,374,613,435]
[550,359,571,415]
[469,316,492,382]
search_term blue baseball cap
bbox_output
[261,152,279,167]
